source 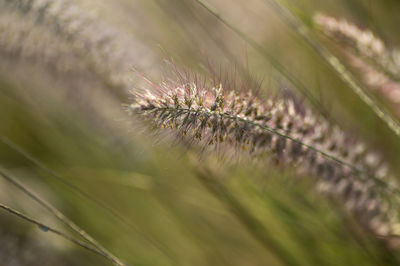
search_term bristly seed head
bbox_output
[129,75,400,238]
[314,13,400,116]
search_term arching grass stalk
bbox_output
[129,73,400,238]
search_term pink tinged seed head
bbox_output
[130,74,400,238]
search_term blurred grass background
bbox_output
[1,0,400,265]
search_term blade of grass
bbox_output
[195,167,299,266]
[193,0,334,121]
[0,167,126,266]
[0,202,107,259]
[0,135,175,262]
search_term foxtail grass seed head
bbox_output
[129,74,400,238]
[314,14,387,63]
[0,0,154,91]
[315,13,400,116]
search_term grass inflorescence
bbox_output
[3,1,400,264]
[315,13,400,117]
[129,71,400,238]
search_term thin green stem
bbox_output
[193,0,333,121]
[0,168,126,266]
[0,135,173,262]
[195,168,299,266]
[0,202,106,259]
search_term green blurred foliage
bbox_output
[1,0,400,265]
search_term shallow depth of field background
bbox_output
[1,0,400,265]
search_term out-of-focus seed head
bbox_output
[315,13,400,117]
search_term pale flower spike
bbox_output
[129,72,400,238]
[315,13,400,116]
